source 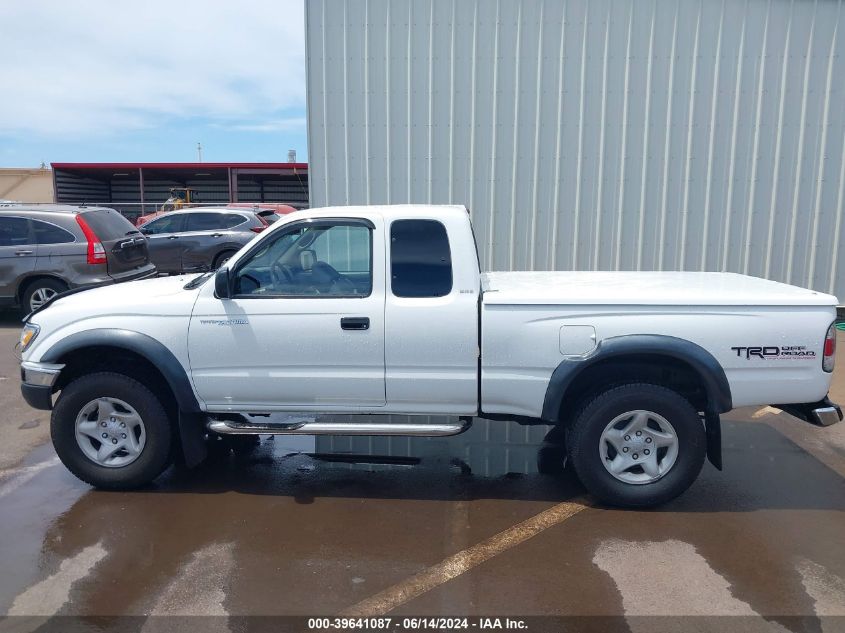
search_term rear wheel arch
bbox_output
[541,334,733,423]
[541,335,730,471]
[18,274,68,304]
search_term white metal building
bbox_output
[305,0,845,297]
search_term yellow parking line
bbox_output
[751,406,781,420]
[340,499,591,616]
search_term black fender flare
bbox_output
[541,334,732,470]
[41,329,207,467]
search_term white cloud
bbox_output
[213,117,307,132]
[0,0,305,139]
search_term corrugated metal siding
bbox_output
[306,0,845,297]
[54,170,109,205]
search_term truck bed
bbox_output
[481,271,837,306]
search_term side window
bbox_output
[234,222,372,297]
[221,214,247,229]
[0,217,31,246]
[32,220,75,245]
[186,212,226,232]
[310,225,371,273]
[390,220,452,298]
[142,215,183,235]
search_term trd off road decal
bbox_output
[731,346,816,360]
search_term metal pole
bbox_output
[138,167,145,214]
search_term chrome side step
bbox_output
[207,418,472,437]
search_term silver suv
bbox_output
[0,205,156,313]
[139,207,270,274]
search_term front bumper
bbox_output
[20,361,63,411]
[774,396,843,427]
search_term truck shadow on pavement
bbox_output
[143,418,845,512]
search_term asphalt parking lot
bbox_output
[1,315,844,631]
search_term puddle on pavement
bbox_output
[246,414,559,477]
[1,416,845,617]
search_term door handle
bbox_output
[14,250,34,256]
[211,233,223,238]
[167,235,179,240]
[341,317,370,331]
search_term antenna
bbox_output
[197,142,203,162]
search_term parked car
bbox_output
[18,205,841,507]
[0,205,155,313]
[225,204,299,225]
[135,203,298,228]
[139,207,269,274]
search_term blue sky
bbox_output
[0,0,307,167]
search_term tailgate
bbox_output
[79,208,151,275]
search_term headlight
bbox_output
[19,324,40,353]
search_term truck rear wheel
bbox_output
[567,383,706,507]
[51,372,174,489]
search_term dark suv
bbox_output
[0,205,156,313]
[139,208,269,274]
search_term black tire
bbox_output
[212,250,238,270]
[22,278,67,313]
[567,383,706,508]
[51,372,174,489]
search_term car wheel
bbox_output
[567,383,706,508]
[22,278,67,313]
[213,250,237,270]
[51,372,174,489]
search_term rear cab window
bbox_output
[390,219,453,298]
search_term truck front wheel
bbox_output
[51,372,174,489]
[567,383,706,507]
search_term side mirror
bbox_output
[215,267,232,299]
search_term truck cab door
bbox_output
[187,216,386,410]
[383,217,479,415]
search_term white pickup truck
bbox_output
[18,205,842,506]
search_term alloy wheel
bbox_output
[599,410,679,484]
[74,397,147,468]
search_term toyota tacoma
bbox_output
[18,205,842,506]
